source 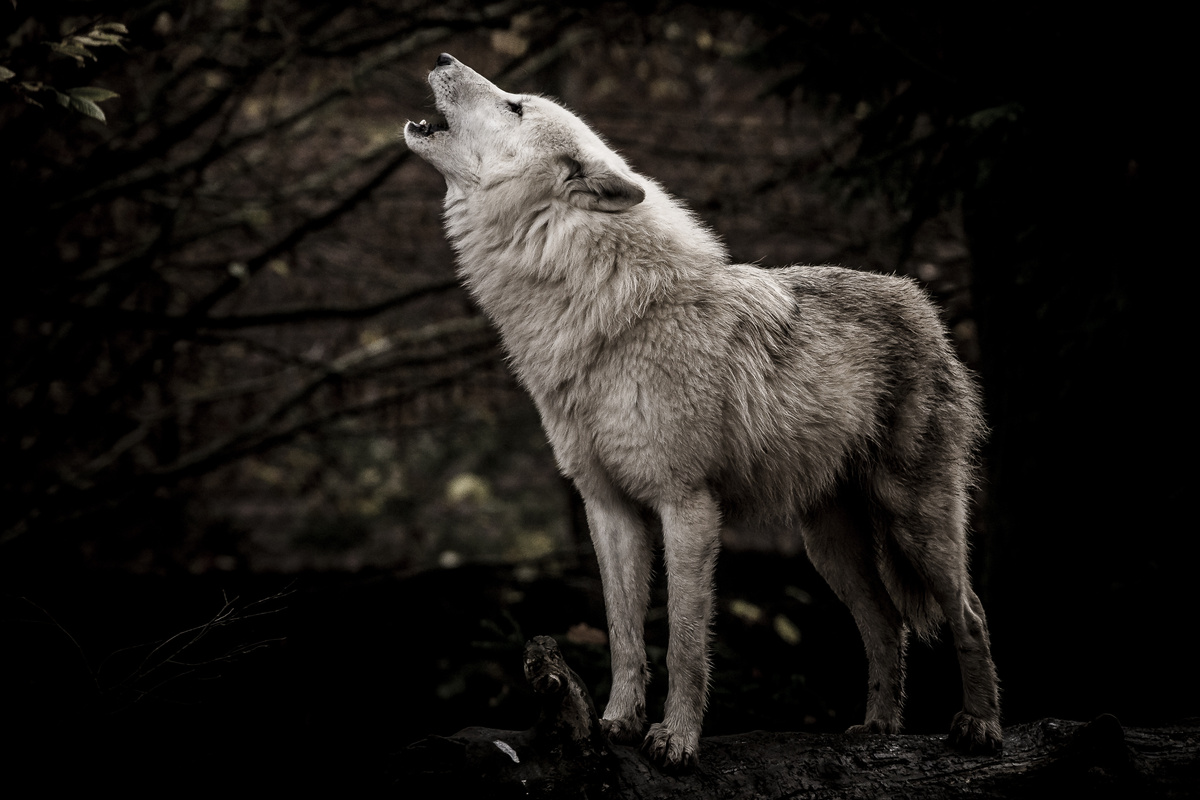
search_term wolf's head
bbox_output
[404,54,645,213]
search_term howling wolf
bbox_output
[404,53,1001,770]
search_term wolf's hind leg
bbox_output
[803,493,908,735]
[887,486,1002,753]
[582,484,654,745]
[944,586,1003,753]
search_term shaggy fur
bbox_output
[404,54,1002,770]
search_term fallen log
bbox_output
[397,637,1200,799]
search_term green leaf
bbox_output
[48,41,95,63]
[68,95,107,123]
[69,86,120,103]
[72,28,130,53]
[75,31,128,49]
[965,103,1023,131]
[72,35,117,48]
[0,66,14,81]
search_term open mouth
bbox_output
[406,117,449,137]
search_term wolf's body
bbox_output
[405,54,1001,770]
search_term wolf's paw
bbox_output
[949,710,1003,755]
[846,719,901,735]
[601,715,646,745]
[641,722,699,773]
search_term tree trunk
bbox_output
[398,639,1200,799]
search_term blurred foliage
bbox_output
[2,1,534,558]
[218,403,570,571]
[742,7,1184,269]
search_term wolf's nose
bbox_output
[436,53,454,67]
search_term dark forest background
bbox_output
[2,2,1193,793]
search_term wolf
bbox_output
[405,53,1002,770]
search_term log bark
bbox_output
[397,638,1200,799]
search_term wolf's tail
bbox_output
[877,532,944,641]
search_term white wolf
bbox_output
[405,53,1001,770]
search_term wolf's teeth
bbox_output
[419,119,427,126]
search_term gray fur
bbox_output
[404,54,1002,769]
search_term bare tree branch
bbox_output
[76,277,462,331]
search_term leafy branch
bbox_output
[2,22,128,123]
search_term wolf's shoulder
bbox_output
[751,264,943,339]
[766,264,915,290]
[766,264,928,305]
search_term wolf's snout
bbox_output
[436,53,455,67]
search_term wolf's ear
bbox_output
[560,156,645,212]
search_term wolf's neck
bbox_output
[443,190,725,386]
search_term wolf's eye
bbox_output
[507,101,524,117]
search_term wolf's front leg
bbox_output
[582,487,654,745]
[643,487,721,771]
